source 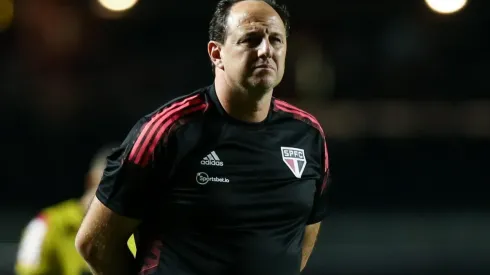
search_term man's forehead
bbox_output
[227,1,285,34]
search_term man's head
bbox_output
[208,0,290,93]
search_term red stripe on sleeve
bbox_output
[274,100,329,193]
[274,100,324,135]
[139,103,208,166]
[129,94,202,165]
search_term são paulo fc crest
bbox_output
[281,147,307,178]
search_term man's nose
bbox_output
[257,39,272,58]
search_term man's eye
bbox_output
[243,37,261,46]
[271,37,282,43]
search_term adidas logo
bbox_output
[201,151,224,166]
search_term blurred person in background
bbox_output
[15,145,136,275]
[76,1,329,275]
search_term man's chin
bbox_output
[246,77,278,91]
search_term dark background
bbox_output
[1,0,489,274]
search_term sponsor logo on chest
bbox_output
[196,151,228,184]
[200,151,224,166]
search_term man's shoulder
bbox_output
[121,86,211,166]
[126,86,211,133]
[139,86,211,124]
[272,98,325,137]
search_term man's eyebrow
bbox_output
[240,28,285,37]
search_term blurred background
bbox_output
[1,0,489,274]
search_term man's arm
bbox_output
[74,118,169,274]
[75,197,140,275]
[301,222,321,271]
[301,130,329,271]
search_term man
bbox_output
[75,1,330,275]
[15,146,136,275]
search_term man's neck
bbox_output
[214,75,272,123]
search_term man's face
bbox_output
[219,1,287,92]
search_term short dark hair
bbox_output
[209,0,290,44]
[208,0,290,71]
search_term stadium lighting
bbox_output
[0,0,13,31]
[97,0,139,12]
[424,0,468,14]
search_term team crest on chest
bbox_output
[281,147,307,178]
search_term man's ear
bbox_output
[207,41,224,70]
